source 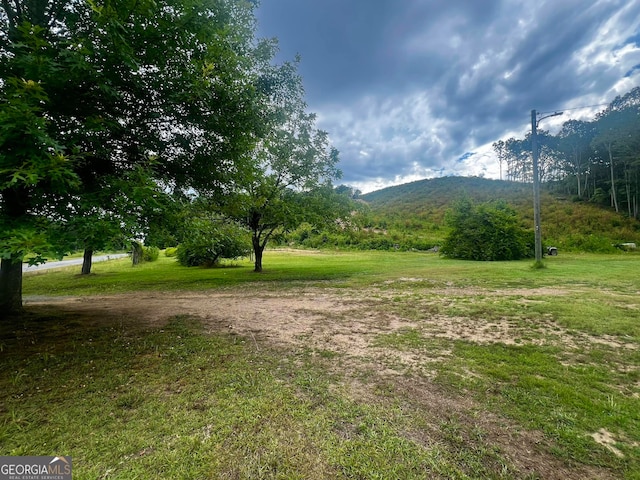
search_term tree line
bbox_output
[493,87,640,218]
[0,0,346,316]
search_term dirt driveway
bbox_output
[24,286,634,356]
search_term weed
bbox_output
[531,260,546,270]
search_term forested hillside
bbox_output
[493,87,640,219]
[355,176,640,252]
[362,176,531,221]
[286,176,640,252]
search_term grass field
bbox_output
[2,249,639,479]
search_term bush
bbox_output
[164,247,178,257]
[441,198,534,261]
[142,246,160,262]
[285,224,441,252]
[359,236,396,251]
[590,188,610,206]
[561,234,617,253]
[291,223,316,244]
[176,219,250,267]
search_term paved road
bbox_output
[23,254,129,272]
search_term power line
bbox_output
[537,103,609,116]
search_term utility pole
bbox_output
[531,110,542,263]
[531,109,562,264]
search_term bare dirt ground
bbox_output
[18,287,634,479]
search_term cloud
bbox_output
[257,0,640,192]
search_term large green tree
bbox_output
[218,61,343,271]
[222,129,343,272]
[592,98,640,215]
[0,0,271,315]
[53,168,164,274]
[556,120,596,199]
[0,37,78,313]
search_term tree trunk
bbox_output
[1,187,28,317]
[634,169,639,219]
[0,256,24,317]
[575,150,582,198]
[583,173,589,200]
[607,144,619,213]
[132,242,143,266]
[625,167,632,218]
[252,236,264,273]
[81,248,93,275]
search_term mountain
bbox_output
[362,176,530,218]
[359,176,640,252]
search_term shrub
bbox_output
[359,236,396,251]
[164,247,178,257]
[590,188,609,206]
[176,219,250,267]
[291,223,316,244]
[441,198,534,261]
[142,246,160,262]
[561,234,617,253]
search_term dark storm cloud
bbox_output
[256,0,640,192]
[257,0,400,101]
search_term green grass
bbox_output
[1,316,523,479]
[24,250,377,295]
[5,249,640,478]
[442,342,639,467]
[23,248,640,295]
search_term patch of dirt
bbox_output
[14,288,629,480]
[381,278,574,298]
[591,429,625,458]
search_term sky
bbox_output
[255,0,640,193]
